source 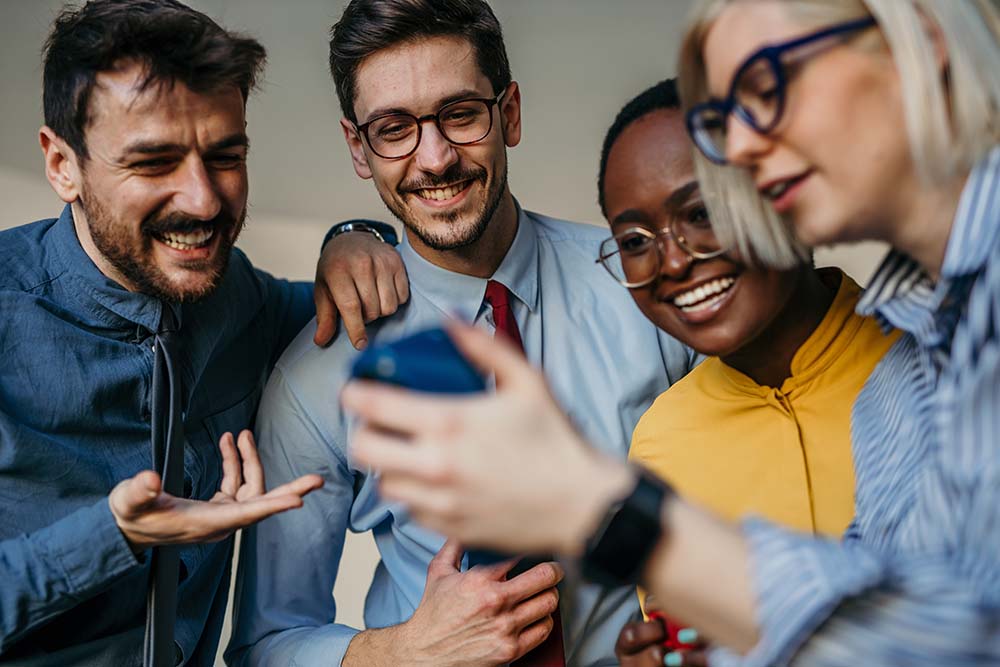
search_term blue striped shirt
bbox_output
[739,147,1000,667]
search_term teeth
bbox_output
[160,228,215,250]
[672,276,736,308]
[417,182,467,201]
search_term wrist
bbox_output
[560,458,636,557]
[323,219,399,249]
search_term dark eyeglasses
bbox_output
[686,16,877,165]
[354,90,506,160]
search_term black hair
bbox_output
[43,0,266,160]
[598,78,681,216]
[329,0,511,123]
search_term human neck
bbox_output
[883,170,970,281]
[722,265,837,389]
[405,191,519,278]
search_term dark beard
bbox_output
[386,162,508,251]
[78,187,245,304]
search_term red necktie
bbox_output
[483,280,566,667]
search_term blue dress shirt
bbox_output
[0,205,313,665]
[228,206,697,667]
[733,147,1000,667]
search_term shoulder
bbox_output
[525,210,608,248]
[631,360,723,450]
[0,218,62,291]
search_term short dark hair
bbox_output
[43,0,267,160]
[598,78,681,217]
[329,0,512,123]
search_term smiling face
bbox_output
[701,1,914,248]
[602,108,801,357]
[56,61,249,302]
[342,35,520,257]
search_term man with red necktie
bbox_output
[227,1,697,665]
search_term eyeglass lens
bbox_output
[366,99,494,159]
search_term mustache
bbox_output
[398,165,486,193]
[142,210,240,236]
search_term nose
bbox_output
[413,121,459,175]
[724,113,771,169]
[657,231,694,280]
[173,156,223,221]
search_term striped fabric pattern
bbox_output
[738,147,1000,667]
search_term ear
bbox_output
[340,118,373,180]
[498,81,522,148]
[39,126,82,203]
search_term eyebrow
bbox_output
[362,89,491,123]
[610,181,701,226]
[119,132,250,159]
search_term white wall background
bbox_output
[0,1,886,663]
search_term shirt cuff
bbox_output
[739,517,886,667]
[37,498,142,597]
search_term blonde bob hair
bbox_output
[678,0,1000,268]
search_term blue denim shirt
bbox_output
[0,205,313,665]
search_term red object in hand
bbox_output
[647,611,699,651]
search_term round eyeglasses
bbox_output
[686,16,877,165]
[355,90,506,160]
[596,213,727,288]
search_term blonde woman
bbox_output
[343,2,1000,666]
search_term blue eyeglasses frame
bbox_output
[686,16,877,165]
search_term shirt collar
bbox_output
[857,147,1000,328]
[50,204,168,333]
[398,201,540,316]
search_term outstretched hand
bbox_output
[342,322,634,556]
[109,429,323,551]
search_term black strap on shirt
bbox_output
[144,305,185,667]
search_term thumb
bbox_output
[112,470,162,518]
[427,537,464,579]
[444,320,535,391]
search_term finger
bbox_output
[678,649,711,667]
[312,282,338,347]
[234,430,265,496]
[351,425,440,479]
[263,473,324,499]
[328,280,368,350]
[350,261,381,324]
[341,380,468,437]
[112,470,163,518]
[375,270,399,317]
[470,555,522,581]
[427,537,464,578]
[444,321,536,390]
[197,493,309,536]
[616,620,668,654]
[510,586,560,630]
[515,615,555,659]
[503,561,565,605]
[393,263,410,305]
[218,432,242,497]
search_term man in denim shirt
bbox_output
[0,1,408,663]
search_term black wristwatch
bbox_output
[580,467,673,587]
[322,219,399,248]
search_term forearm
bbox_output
[0,498,140,650]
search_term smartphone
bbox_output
[350,327,486,393]
[350,327,508,567]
